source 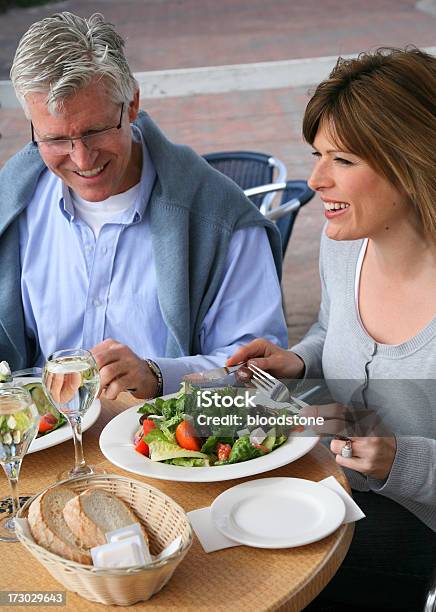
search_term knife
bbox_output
[183,362,247,384]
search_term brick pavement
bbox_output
[0,0,434,344]
[0,0,435,77]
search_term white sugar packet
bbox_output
[188,476,365,553]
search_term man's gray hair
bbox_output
[10,12,138,117]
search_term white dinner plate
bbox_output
[211,477,346,547]
[99,404,319,483]
[16,378,101,454]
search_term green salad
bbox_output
[0,361,65,438]
[24,383,66,437]
[133,384,289,467]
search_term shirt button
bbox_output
[101,247,108,255]
[84,245,93,253]
[93,299,101,307]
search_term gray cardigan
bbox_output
[292,231,436,531]
[0,112,282,369]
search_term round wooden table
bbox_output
[0,393,354,611]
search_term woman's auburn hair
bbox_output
[303,47,436,237]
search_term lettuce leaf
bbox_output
[228,436,266,463]
[201,435,218,454]
[148,440,208,462]
[164,457,210,467]
[144,428,173,444]
[137,402,157,415]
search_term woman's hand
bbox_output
[331,436,397,480]
[226,338,305,378]
[299,403,396,479]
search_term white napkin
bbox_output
[188,476,365,553]
[319,476,365,523]
[188,506,238,553]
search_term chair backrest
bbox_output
[203,151,286,211]
[275,180,315,257]
[203,151,314,258]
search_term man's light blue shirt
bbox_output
[19,127,287,393]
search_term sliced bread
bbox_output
[28,487,92,565]
[62,489,148,549]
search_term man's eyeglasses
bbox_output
[31,102,124,156]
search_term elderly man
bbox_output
[1,12,287,399]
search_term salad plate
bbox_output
[99,403,319,483]
[211,477,346,547]
[14,378,101,454]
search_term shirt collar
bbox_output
[60,179,74,220]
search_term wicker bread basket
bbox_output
[15,474,193,606]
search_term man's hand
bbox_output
[44,371,81,404]
[331,436,397,480]
[90,339,159,400]
[226,338,305,379]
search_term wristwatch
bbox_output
[144,359,163,398]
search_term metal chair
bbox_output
[244,180,315,257]
[203,151,286,213]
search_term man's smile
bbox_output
[73,162,109,179]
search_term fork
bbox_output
[248,364,354,442]
[248,364,293,403]
[247,363,323,409]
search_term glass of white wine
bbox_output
[0,386,39,542]
[42,348,100,481]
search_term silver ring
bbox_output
[341,440,353,458]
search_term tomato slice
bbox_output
[175,420,201,451]
[217,442,232,461]
[143,418,156,437]
[38,413,58,433]
[135,437,149,456]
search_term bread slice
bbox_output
[28,488,92,565]
[62,489,148,549]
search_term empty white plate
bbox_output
[210,477,346,548]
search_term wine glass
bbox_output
[0,386,39,542]
[42,348,100,481]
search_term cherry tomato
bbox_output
[175,420,201,451]
[143,418,156,437]
[135,437,149,456]
[217,443,232,461]
[38,413,58,433]
[134,419,156,456]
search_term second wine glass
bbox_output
[42,348,100,480]
[0,386,39,542]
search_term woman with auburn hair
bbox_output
[228,47,436,610]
